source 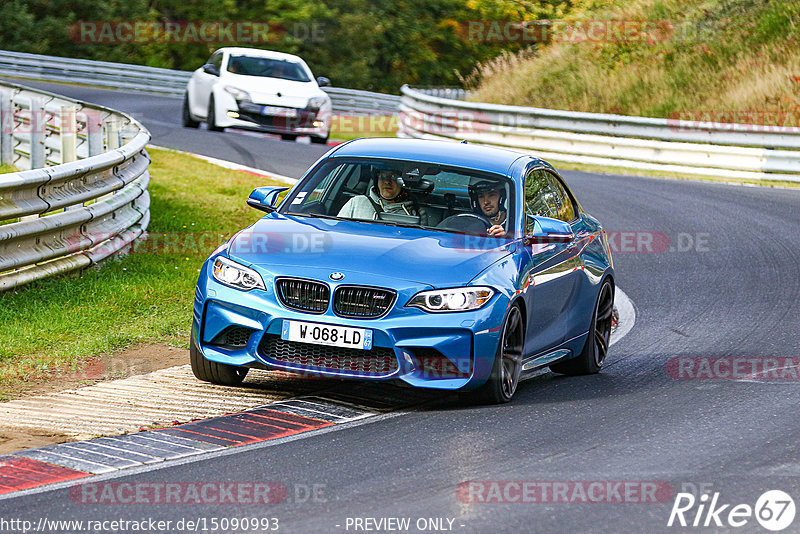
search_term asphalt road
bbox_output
[3,82,800,533]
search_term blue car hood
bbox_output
[226,214,513,287]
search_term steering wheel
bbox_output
[437,213,492,234]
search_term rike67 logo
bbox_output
[668,490,796,531]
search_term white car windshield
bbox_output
[227,56,310,82]
[282,158,515,237]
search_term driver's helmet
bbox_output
[468,178,506,213]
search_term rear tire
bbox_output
[550,279,614,376]
[182,94,200,128]
[190,338,248,386]
[472,304,524,404]
[207,98,224,132]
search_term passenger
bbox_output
[468,179,508,237]
[338,167,429,225]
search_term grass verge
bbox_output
[0,147,280,400]
[469,0,800,120]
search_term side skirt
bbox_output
[520,331,588,372]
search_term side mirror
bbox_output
[316,76,331,87]
[202,64,220,76]
[524,215,573,245]
[247,186,290,213]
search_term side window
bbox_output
[308,163,347,202]
[544,171,576,222]
[209,52,223,71]
[524,169,553,215]
[524,169,575,233]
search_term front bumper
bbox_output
[216,96,329,137]
[192,262,508,390]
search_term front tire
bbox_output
[190,338,248,385]
[473,304,524,404]
[207,98,224,132]
[182,94,200,128]
[550,278,614,375]
[280,133,297,141]
[310,135,328,144]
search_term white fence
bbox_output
[0,80,150,291]
[399,86,800,182]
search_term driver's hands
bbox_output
[487,224,506,237]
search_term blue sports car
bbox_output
[190,138,614,403]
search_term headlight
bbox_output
[406,287,494,313]
[306,96,327,110]
[211,256,265,291]
[223,86,251,101]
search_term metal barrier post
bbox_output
[0,91,12,165]
[105,118,120,150]
[86,110,104,156]
[60,105,77,163]
[61,104,81,211]
[29,96,45,170]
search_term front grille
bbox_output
[210,326,254,349]
[276,278,330,314]
[236,103,317,128]
[238,112,317,128]
[259,335,398,376]
[333,286,396,319]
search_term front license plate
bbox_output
[262,106,297,118]
[281,320,373,350]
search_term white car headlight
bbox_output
[211,256,265,291]
[306,96,328,110]
[407,287,494,313]
[223,86,251,102]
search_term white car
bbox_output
[182,47,332,143]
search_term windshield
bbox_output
[226,55,311,82]
[282,158,515,237]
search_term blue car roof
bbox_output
[329,138,534,176]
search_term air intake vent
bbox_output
[333,286,396,319]
[258,335,398,376]
[210,326,255,349]
[276,278,330,314]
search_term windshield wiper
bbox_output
[287,212,424,228]
[285,212,349,222]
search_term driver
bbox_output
[468,179,508,237]
[338,167,429,224]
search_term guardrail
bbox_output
[0,80,151,291]
[0,50,399,116]
[320,87,399,115]
[399,86,800,182]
